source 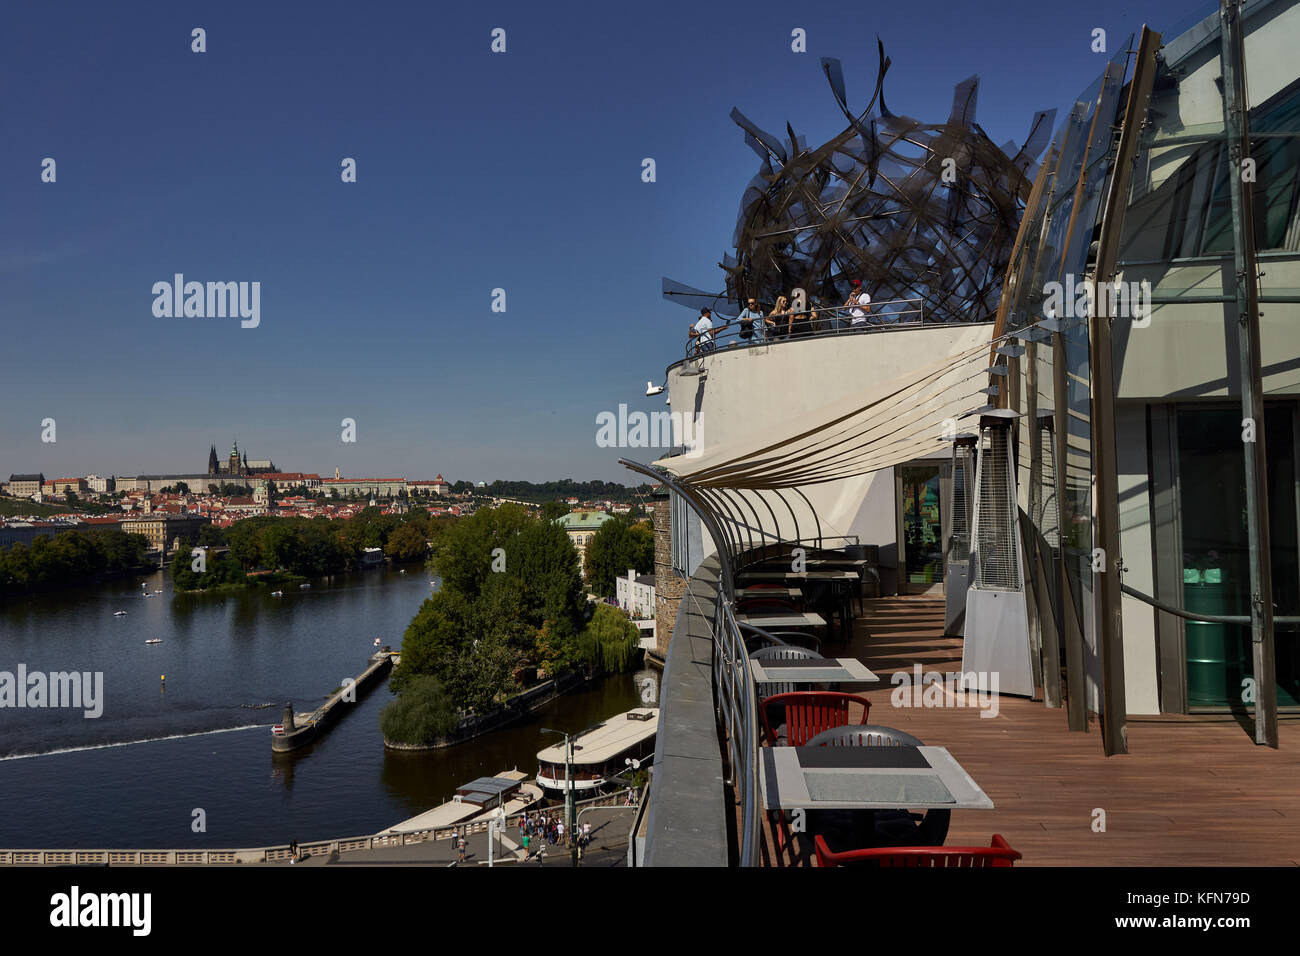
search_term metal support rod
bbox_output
[1055,330,1087,732]
[1122,583,1300,626]
[1086,26,1162,756]
[1221,0,1278,748]
[1029,344,1062,708]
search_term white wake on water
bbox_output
[0,723,268,761]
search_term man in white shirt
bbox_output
[688,307,719,353]
[846,280,872,326]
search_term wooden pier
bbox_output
[272,648,398,752]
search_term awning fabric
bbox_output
[655,331,1006,489]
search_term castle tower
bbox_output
[229,441,240,477]
[208,445,219,477]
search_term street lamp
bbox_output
[542,721,603,867]
[541,726,581,867]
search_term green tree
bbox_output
[539,500,569,521]
[390,589,473,693]
[378,676,458,746]
[577,603,642,674]
[584,516,655,597]
[384,522,428,562]
[197,524,227,547]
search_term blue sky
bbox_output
[0,0,1207,484]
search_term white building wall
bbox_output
[665,324,994,574]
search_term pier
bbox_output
[272,648,398,752]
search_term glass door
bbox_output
[900,464,944,593]
[1177,405,1299,707]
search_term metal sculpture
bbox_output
[667,42,1053,323]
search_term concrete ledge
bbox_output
[641,556,728,866]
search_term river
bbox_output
[0,568,650,848]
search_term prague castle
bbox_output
[207,441,276,478]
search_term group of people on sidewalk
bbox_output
[516,811,594,860]
[688,280,875,354]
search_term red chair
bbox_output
[814,834,1022,868]
[760,691,871,747]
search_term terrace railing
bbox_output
[684,297,947,359]
[712,592,762,866]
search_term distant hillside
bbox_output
[452,479,654,502]
[0,497,78,518]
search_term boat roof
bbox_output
[536,708,659,765]
[457,776,520,801]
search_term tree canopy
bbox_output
[391,504,637,721]
[584,516,654,597]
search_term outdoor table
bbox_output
[760,745,994,811]
[738,570,859,583]
[749,657,878,686]
[739,586,803,600]
[736,611,826,630]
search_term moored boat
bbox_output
[536,707,658,795]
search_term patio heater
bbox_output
[962,409,1036,696]
[942,432,978,637]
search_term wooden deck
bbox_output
[752,595,1300,866]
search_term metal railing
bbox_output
[712,594,762,866]
[0,789,642,866]
[685,296,943,358]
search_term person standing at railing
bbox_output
[792,304,817,338]
[845,279,872,327]
[689,307,720,354]
[737,297,765,344]
[768,295,790,340]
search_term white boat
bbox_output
[271,590,283,597]
[153,589,162,594]
[144,639,162,645]
[536,708,659,794]
[299,583,311,589]
[398,569,406,574]
[113,610,128,617]
[373,638,381,646]
[382,772,541,835]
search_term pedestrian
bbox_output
[689,307,719,354]
[521,832,530,860]
[737,297,765,344]
[583,821,591,843]
[288,839,297,864]
[557,820,565,844]
[845,279,872,327]
[457,830,467,864]
[768,294,790,339]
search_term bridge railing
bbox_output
[0,788,642,865]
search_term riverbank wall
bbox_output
[383,669,592,751]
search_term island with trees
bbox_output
[380,504,641,749]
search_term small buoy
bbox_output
[161,675,166,682]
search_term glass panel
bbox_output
[1178,405,1300,707]
[901,465,943,586]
